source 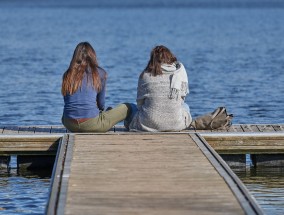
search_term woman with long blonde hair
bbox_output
[62,42,131,132]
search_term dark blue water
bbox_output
[234,167,284,215]
[0,1,284,126]
[0,175,50,215]
[0,157,51,215]
[0,1,284,214]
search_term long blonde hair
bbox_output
[61,42,104,96]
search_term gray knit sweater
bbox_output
[129,63,192,132]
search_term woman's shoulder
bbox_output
[139,71,154,84]
[97,66,107,74]
[97,66,107,79]
[140,71,171,83]
[139,71,158,80]
[139,71,147,79]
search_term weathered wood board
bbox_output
[47,133,262,215]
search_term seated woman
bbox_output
[127,45,192,132]
[61,42,131,132]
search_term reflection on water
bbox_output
[0,157,51,215]
[233,167,284,215]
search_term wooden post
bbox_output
[251,154,284,167]
[17,155,55,171]
[220,154,246,168]
[0,156,10,170]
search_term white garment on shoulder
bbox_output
[161,61,189,98]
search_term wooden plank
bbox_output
[192,134,262,214]
[0,135,61,155]
[51,126,67,134]
[57,135,74,215]
[202,134,284,154]
[0,142,58,151]
[211,146,284,154]
[1,124,284,134]
[228,125,244,132]
[34,126,52,134]
[241,125,260,132]
[2,126,19,134]
[272,124,284,132]
[18,126,36,134]
[48,133,261,215]
[46,135,70,215]
[257,124,276,132]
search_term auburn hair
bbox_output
[143,45,177,77]
[61,42,105,96]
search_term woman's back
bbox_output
[63,67,106,119]
[62,42,131,133]
[130,69,190,131]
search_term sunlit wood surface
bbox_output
[1,124,283,155]
[60,134,247,215]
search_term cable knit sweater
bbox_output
[129,62,192,132]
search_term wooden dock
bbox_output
[46,133,262,215]
[1,124,284,214]
[1,124,284,156]
[1,124,284,135]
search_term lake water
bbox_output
[0,156,51,215]
[1,0,284,125]
[234,166,284,215]
[0,0,284,214]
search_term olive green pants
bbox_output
[62,103,131,133]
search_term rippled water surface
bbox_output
[234,167,284,215]
[0,1,284,125]
[0,176,50,215]
[0,0,284,214]
[0,157,51,215]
